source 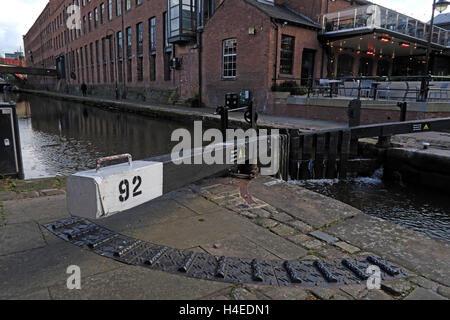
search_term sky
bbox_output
[0,0,444,57]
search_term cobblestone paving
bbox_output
[194,178,449,300]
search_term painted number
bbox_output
[119,176,142,202]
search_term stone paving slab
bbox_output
[48,265,231,300]
[2,195,69,225]
[325,214,450,286]
[0,241,123,299]
[248,176,360,228]
[0,221,47,256]
[405,287,447,300]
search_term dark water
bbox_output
[3,93,193,179]
[293,169,450,242]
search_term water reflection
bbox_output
[8,94,193,179]
[294,170,450,242]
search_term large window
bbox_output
[116,0,122,16]
[88,12,92,31]
[94,8,98,28]
[100,3,105,25]
[126,27,132,57]
[149,17,156,53]
[126,27,132,82]
[108,0,113,20]
[280,35,295,74]
[222,39,237,79]
[167,0,196,42]
[136,22,143,56]
[136,22,143,82]
[126,0,131,11]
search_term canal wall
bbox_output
[267,94,450,125]
[16,88,253,130]
[22,77,179,105]
[383,148,450,191]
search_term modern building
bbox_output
[23,0,450,109]
[4,52,24,60]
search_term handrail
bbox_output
[320,4,450,48]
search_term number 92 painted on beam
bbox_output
[67,161,163,219]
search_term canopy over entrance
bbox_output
[319,4,450,78]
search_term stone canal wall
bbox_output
[267,94,450,125]
[383,148,450,191]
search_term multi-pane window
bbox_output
[126,27,132,82]
[96,40,100,83]
[90,42,94,82]
[280,35,295,74]
[117,0,122,16]
[136,0,142,5]
[136,22,143,56]
[117,31,123,58]
[108,0,113,20]
[94,8,99,28]
[126,27,132,57]
[100,3,105,24]
[222,39,237,78]
[85,45,90,82]
[126,0,131,11]
[117,31,123,82]
[149,17,156,53]
[102,38,107,83]
[136,22,143,81]
[109,36,115,82]
[88,12,92,31]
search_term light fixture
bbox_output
[435,0,450,13]
[379,36,390,42]
[400,42,410,48]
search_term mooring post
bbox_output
[398,102,407,122]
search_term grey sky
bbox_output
[0,0,444,57]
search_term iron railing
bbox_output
[320,4,450,48]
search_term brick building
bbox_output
[23,0,450,109]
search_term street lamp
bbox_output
[435,0,450,13]
[418,0,450,101]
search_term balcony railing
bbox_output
[321,4,450,48]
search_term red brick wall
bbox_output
[24,0,200,100]
[266,99,450,125]
[202,0,272,109]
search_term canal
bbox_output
[3,93,194,180]
[293,170,450,242]
[2,92,449,242]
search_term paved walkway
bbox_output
[0,175,448,300]
[19,89,346,131]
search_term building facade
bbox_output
[23,0,450,109]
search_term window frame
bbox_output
[222,38,237,79]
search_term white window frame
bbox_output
[222,38,237,79]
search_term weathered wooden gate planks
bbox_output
[288,117,450,181]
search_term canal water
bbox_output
[292,169,450,242]
[2,93,194,179]
[2,93,449,242]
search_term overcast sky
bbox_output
[0,0,443,57]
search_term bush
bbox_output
[271,81,308,96]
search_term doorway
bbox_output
[301,49,316,86]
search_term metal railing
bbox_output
[321,4,450,48]
[273,75,450,102]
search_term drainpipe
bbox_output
[271,19,279,89]
[197,0,204,108]
[120,0,127,99]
